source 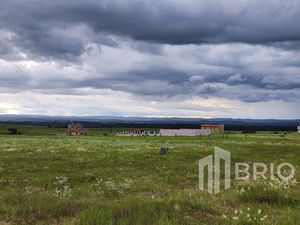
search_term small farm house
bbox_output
[66,122,88,136]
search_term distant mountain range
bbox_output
[0,114,299,131]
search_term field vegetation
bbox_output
[0,125,299,225]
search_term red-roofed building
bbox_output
[201,124,224,134]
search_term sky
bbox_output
[0,0,300,119]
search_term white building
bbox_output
[298,126,300,133]
[159,129,211,136]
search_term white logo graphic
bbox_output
[199,147,296,194]
[199,147,231,194]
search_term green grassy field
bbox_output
[0,125,299,225]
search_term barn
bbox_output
[201,124,224,134]
[66,122,88,136]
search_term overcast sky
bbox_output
[0,0,300,119]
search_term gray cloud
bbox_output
[1,0,300,59]
[0,0,300,118]
[1,40,300,104]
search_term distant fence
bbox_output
[159,129,211,136]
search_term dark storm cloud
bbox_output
[268,41,300,51]
[0,0,300,107]
[1,0,300,59]
[16,67,299,103]
[59,0,300,44]
[1,39,300,103]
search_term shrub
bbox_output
[7,128,20,135]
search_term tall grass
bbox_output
[0,127,299,224]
